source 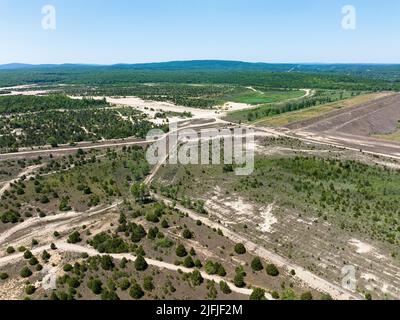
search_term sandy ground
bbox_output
[152,193,360,300]
[0,241,268,299]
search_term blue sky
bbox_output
[0,0,399,64]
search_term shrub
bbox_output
[88,279,103,295]
[143,276,154,291]
[220,281,231,294]
[6,246,15,254]
[129,283,144,299]
[234,273,245,288]
[0,273,9,280]
[183,256,195,268]
[119,278,131,291]
[101,290,119,300]
[67,231,81,244]
[29,256,39,266]
[23,250,33,259]
[251,257,264,271]
[250,288,266,300]
[234,243,246,255]
[300,291,313,300]
[271,291,280,299]
[182,229,193,239]
[190,270,204,286]
[321,293,333,300]
[266,264,279,277]
[100,255,114,271]
[63,264,73,272]
[176,244,188,257]
[20,267,32,278]
[134,255,148,271]
[25,285,36,295]
[161,219,169,228]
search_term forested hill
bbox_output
[0,60,399,90]
[1,60,400,75]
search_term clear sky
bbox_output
[0,0,399,64]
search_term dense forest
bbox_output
[0,66,399,91]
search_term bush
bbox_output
[321,293,333,300]
[20,267,32,278]
[266,264,279,277]
[271,291,280,299]
[190,270,203,286]
[134,255,148,271]
[234,243,246,255]
[6,246,15,254]
[42,250,51,262]
[0,210,20,223]
[182,229,193,239]
[250,288,266,300]
[88,279,103,295]
[129,283,144,299]
[143,276,154,291]
[101,290,119,300]
[29,256,39,266]
[219,281,231,294]
[251,257,264,271]
[100,255,115,271]
[119,278,131,291]
[67,231,81,244]
[90,232,129,253]
[183,256,195,268]
[300,291,313,300]
[176,244,188,257]
[234,273,245,288]
[23,250,33,259]
[25,285,36,295]
[0,272,9,280]
[161,219,169,228]
[63,264,73,272]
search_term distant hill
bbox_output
[0,60,399,74]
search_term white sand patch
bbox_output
[259,204,277,233]
[349,239,373,254]
[349,239,387,260]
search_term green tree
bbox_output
[88,279,103,295]
[266,264,279,277]
[143,276,154,291]
[134,255,148,271]
[300,291,313,300]
[183,256,195,268]
[129,283,144,299]
[20,267,32,278]
[131,183,150,204]
[176,244,188,257]
[67,231,81,244]
[219,281,231,294]
[251,257,264,271]
[250,288,266,300]
[234,243,246,255]
[190,270,204,286]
